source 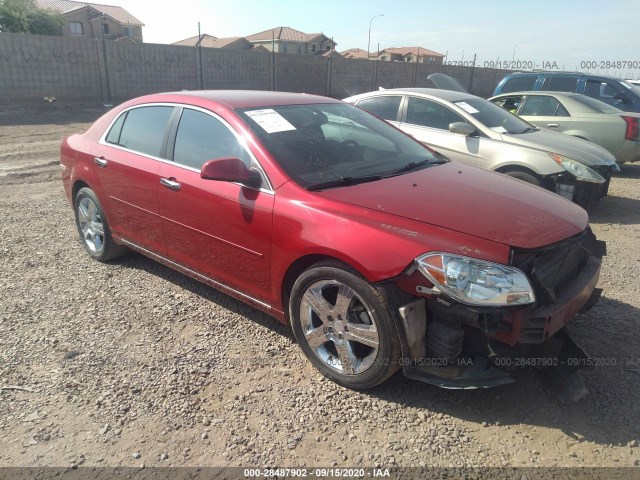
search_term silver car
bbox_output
[489,91,640,164]
[344,88,619,208]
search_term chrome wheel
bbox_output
[299,279,379,375]
[77,197,105,255]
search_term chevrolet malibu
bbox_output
[60,91,605,391]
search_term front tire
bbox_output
[74,187,126,262]
[289,261,402,389]
[502,169,541,187]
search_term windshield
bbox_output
[237,102,443,189]
[452,97,534,134]
[570,94,621,113]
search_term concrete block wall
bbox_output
[0,33,101,102]
[0,33,514,104]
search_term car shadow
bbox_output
[615,163,640,179]
[589,194,640,225]
[113,251,294,340]
[368,295,640,447]
[113,252,638,447]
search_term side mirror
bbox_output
[449,122,476,136]
[200,157,262,189]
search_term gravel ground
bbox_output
[0,105,639,473]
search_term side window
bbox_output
[541,76,578,92]
[355,96,402,121]
[406,96,465,130]
[501,76,536,93]
[116,106,174,157]
[520,96,570,117]
[105,112,127,145]
[492,95,523,113]
[173,109,252,170]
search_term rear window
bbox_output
[356,96,402,121]
[111,106,174,157]
[541,76,578,92]
[570,94,621,113]
[501,76,537,93]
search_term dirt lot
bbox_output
[0,104,639,473]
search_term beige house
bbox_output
[35,0,144,42]
[172,34,258,50]
[244,27,337,55]
[340,48,369,60]
[376,47,444,64]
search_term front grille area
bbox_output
[511,229,605,306]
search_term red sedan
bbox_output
[60,91,605,392]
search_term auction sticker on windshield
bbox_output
[455,101,480,114]
[244,109,296,133]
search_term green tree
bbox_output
[0,0,63,35]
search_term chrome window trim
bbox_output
[98,102,275,194]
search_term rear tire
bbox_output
[289,261,402,389]
[74,187,127,262]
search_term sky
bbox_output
[119,0,640,78]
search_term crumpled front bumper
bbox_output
[392,233,604,392]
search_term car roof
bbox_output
[491,91,580,98]
[128,90,341,110]
[360,88,478,102]
[504,71,624,82]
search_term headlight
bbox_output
[415,253,535,307]
[548,153,605,184]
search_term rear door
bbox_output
[353,95,403,125]
[518,95,572,132]
[398,95,479,165]
[157,107,274,304]
[92,105,176,254]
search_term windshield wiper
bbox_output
[386,158,447,177]
[306,175,383,191]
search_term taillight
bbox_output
[622,115,639,140]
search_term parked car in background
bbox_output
[626,79,640,86]
[344,88,619,209]
[492,72,640,113]
[489,92,640,164]
[61,90,605,393]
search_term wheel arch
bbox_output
[280,253,368,323]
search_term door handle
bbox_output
[94,157,108,167]
[547,123,559,128]
[160,177,181,191]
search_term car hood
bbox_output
[316,162,588,249]
[499,128,617,166]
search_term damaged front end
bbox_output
[550,164,615,210]
[381,228,606,398]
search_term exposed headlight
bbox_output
[415,253,535,307]
[548,153,605,184]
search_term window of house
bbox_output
[312,44,316,52]
[406,96,465,130]
[356,96,402,121]
[173,109,252,171]
[297,44,302,54]
[69,22,84,35]
[520,96,570,117]
[281,42,288,53]
[123,26,134,38]
[326,45,330,51]
[101,23,109,34]
[110,106,174,157]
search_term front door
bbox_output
[157,107,274,304]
